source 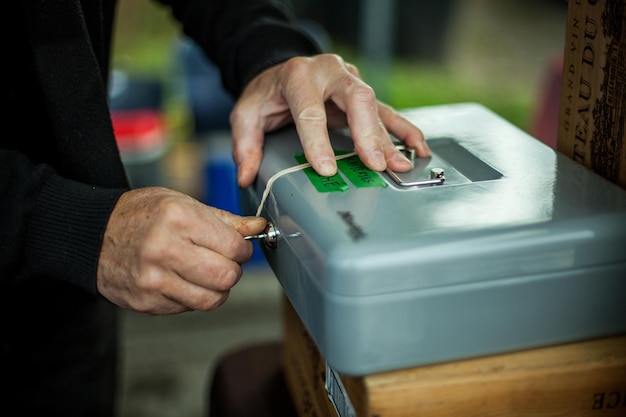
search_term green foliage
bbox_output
[385,63,534,130]
[112,3,536,133]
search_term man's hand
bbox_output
[230,53,431,188]
[97,187,267,315]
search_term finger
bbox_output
[140,240,243,313]
[209,207,267,237]
[234,216,268,237]
[327,69,388,172]
[166,282,232,313]
[171,240,245,290]
[182,208,253,265]
[331,58,427,173]
[230,64,294,188]
[134,279,231,315]
[230,104,266,188]
[377,102,431,158]
[161,267,236,313]
[113,257,232,315]
[138,240,244,314]
[280,57,338,177]
[195,208,268,264]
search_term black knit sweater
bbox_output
[0,0,319,295]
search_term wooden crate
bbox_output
[282,297,626,417]
[557,0,626,189]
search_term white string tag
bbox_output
[254,151,357,217]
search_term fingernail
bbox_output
[391,151,413,169]
[236,174,246,189]
[369,150,386,171]
[317,157,337,176]
[419,142,432,156]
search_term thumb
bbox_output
[211,207,268,237]
[234,216,268,237]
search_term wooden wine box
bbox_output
[282,297,626,417]
[557,0,626,189]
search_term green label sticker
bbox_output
[294,153,349,193]
[335,151,387,188]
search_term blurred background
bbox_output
[110,0,568,416]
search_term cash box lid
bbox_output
[246,103,626,297]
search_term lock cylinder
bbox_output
[244,222,280,249]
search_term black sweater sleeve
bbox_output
[155,0,322,96]
[0,150,125,294]
[1,0,320,295]
[1,1,130,294]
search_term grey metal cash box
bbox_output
[242,103,626,376]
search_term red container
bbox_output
[111,109,168,188]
